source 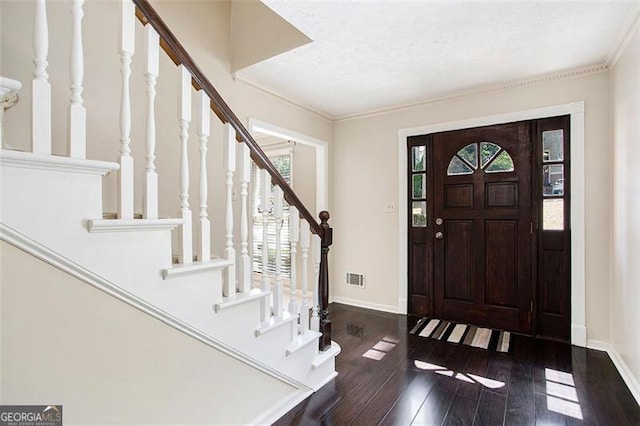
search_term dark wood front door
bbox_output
[408,121,534,334]
[433,122,533,334]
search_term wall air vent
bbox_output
[346,272,365,288]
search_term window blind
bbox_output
[252,154,292,277]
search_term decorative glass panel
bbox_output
[480,142,501,169]
[412,201,427,227]
[413,174,426,199]
[412,146,426,172]
[485,150,514,173]
[457,143,478,169]
[447,156,474,176]
[543,199,564,230]
[543,164,564,196]
[543,130,564,162]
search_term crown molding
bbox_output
[236,62,609,125]
[607,7,640,67]
[336,64,608,123]
[233,74,335,122]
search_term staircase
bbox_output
[0,0,339,422]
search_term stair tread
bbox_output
[213,288,271,313]
[88,217,183,233]
[285,330,322,356]
[162,258,233,279]
[255,311,298,337]
[312,341,341,369]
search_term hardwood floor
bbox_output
[275,303,640,425]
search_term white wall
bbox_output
[0,0,332,258]
[610,19,640,396]
[0,241,299,425]
[332,71,612,343]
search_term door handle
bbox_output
[435,231,444,240]
[435,218,443,225]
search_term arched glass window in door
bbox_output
[447,142,514,176]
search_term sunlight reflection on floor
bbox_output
[413,359,506,389]
[545,368,583,420]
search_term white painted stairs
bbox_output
[0,148,340,406]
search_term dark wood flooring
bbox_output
[275,303,640,425]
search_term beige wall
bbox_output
[0,0,332,257]
[611,21,640,388]
[1,1,626,350]
[332,71,612,343]
[0,241,299,425]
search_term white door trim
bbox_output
[397,102,586,347]
[248,118,329,215]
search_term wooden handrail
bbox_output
[133,0,333,351]
[132,0,323,238]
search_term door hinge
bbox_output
[530,301,534,312]
[530,222,533,234]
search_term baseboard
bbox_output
[607,347,640,406]
[586,339,610,352]
[397,298,408,314]
[571,323,587,347]
[332,296,398,314]
[248,388,312,426]
[312,371,338,391]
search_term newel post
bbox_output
[318,210,333,351]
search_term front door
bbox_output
[408,121,534,334]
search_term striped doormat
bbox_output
[410,318,511,353]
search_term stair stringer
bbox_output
[0,225,314,425]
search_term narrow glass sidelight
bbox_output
[543,129,564,162]
[412,146,426,172]
[543,164,564,196]
[413,174,426,199]
[543,199,564,230]
[412,201,427,227]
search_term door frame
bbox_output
[248,117,329,214]
[397,101,586,347]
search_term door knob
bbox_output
[435,231,444,240]
[435,218,443,225]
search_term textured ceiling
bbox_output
[235,1,639,119]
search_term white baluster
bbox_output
[260,169,272,324]
[197,91,210,262]
[143,25,159,219]
[300,219,310,334]
[223,124,236,296]
[178,65,192,264]
[289,206,300,316]
[68,0,85,158]
[118,0,135,219]
[32,0,51,155]
[238,143,252,293]
[273,186,284,320]
[311,233,321,332]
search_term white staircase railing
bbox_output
[7,0,334,359]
